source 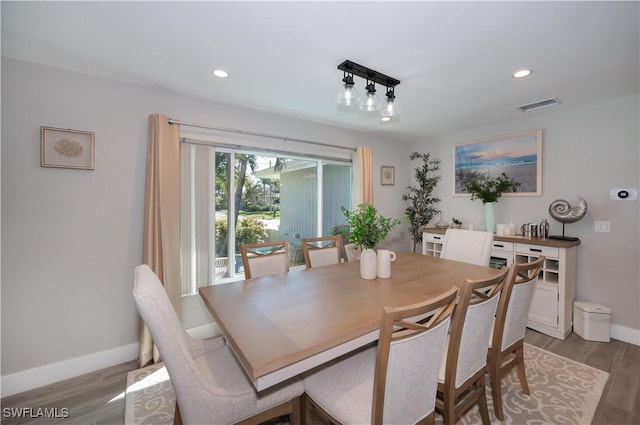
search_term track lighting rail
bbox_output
[337,60,400,88]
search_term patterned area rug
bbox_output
[124,343,608,424]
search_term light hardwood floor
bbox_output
[1,330,638,425]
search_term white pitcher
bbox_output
[376,249,396,278]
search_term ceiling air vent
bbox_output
[518,98,561,112]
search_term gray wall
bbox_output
[1,59,410,383]
[411,94,639,334]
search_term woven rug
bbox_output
[124,343,608,425]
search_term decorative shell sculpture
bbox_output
[548,196,588,224]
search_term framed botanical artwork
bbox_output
[453,129,542,196]
[381,165,395,185]
[41,126,95,170]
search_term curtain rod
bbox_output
[182,138,352,164]
[168,119,356,152]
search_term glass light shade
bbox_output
[337,84,361,107]
[381,98,400,118]
[360,92,381,112]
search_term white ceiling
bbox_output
[2,1,639,140]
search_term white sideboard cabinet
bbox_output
[421,228,580,340]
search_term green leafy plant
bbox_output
[462,172,520,203]
[215,217,268,255]
[452,217,462,225]
[330,223,350,236]
[402,152,441,252]
[341,204,402,250]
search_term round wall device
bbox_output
[609,188,637,201]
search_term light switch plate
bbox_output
[594,221,610,233]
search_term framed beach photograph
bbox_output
[453,129,542,197]
[41,126,95,170]
[380,165,395,185]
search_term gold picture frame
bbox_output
[41,126,95,170]
[381,165,395,185]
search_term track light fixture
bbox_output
[337,60,401,122]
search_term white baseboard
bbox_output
[1,343,139,398]
[611,323,640,346]
[0,322,221,399]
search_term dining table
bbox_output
[199,251,503,391]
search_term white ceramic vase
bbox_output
[360,248,377,280]
[484,202,496,233]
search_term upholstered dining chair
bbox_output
[487,256,545,421]
[303,287,459,425]
[301,235,343,268]
[436,268,508,425]
[440,228,494,266]
[240,239,290,279]
[339,233,361,262]
[133,264,304,425]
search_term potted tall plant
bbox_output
[341,204,402,279]
[402,152,441,252]
[462,172,520,232]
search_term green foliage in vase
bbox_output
[341,204,402,250]
[402,152,441,252]
[452,217,462,225]
[462,172,521,203]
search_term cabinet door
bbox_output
[528,283,558,329]
[422,233,444,257]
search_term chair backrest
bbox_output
[440,229,494,266]
[339,233,361,262]
[493,257,545,351]
[133,265,212,420]
[442,268,507,388]
[302,236,343,268]
[240,240,290,279]
[372,287,458,425]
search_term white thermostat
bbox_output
[609,188,637,201]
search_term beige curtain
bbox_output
[138,113,182,367]
[352,146,374,207]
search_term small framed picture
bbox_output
[380,165,395,185]
[41,126,95,170]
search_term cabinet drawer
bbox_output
[491,241,513,251]
[516,243,559,258]
[423,232,445,243]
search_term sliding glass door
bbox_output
[181,144,351,295]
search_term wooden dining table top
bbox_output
[199,251,503,391]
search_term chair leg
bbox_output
[420,410,436,425]
[489,363,505,421]
[477,375,491,425]
[173,403,183,425]
[442,393,457,425]
[290,395,302,425]
[515,345,530,395]
[303,394,314,425]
